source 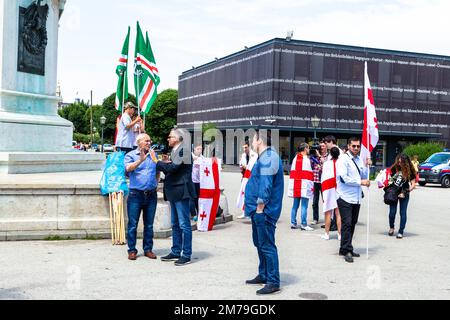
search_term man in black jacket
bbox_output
[150,128,196,266]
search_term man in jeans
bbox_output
[150,128,196,266]
[124,133,160,260]
[244,131,284,295]
[336,137,371,263]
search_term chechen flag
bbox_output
[361,62,379,169]
[236,152,258,212]
[288,154,314,199]
[321,159,338,213]
[197,157,221,232]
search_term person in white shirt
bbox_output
[190,144,204,220]
[239,143,256,179]
[336,136,371,263]
[132,114,145,150]
[116,102,141,154]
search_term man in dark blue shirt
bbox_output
[124,133,160,261]
[244,131,284,295]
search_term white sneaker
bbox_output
[311,220,318,225]
[300,225,314,231]
[321,233,330,240]
[338,233,342,241]
[237,214,245,219]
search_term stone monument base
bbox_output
[0,152,105,174]
[0,171,232,241]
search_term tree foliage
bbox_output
[403,142,445,162]
[146,89,178,144]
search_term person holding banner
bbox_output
[244,131,284,295]
[336,137,371,263]
[124,133,160,260]
[320,147,342,240]
[150,128,196,266]
[116,102,141,154]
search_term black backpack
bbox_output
[383,184,400,205]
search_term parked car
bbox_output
[418,152,450,188]
[102,144,114,152]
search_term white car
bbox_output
[102,144,114,152]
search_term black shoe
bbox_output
[245,275,266,285]
[174,256,191,266]
[321,224,325,228]
[161,253,181,261]
[344,252,354,263]
[256,284,280,295]
[351,252,360,258]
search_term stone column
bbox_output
[0,0,104,173]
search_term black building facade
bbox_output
[178,38,450,168]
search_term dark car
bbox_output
[418,152,450,188]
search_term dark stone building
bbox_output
[178,38,450,168]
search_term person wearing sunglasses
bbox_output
[336,137,371,263]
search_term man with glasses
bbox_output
[124,133,160,260]
[336,137,371,263]
[150,128,196,266]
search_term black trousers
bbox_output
[337,198,360,255]
[312,183,322,221]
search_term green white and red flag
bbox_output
[115,27,130,112]
[134,22,159,114]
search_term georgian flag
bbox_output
[115,27,130,112]
[236,152,258,212]
[361,62,379,172]
[197,157,221,232]
[288,154,314,199]
[321,159,338,213]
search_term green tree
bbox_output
[403,142,445,162]
[58,102,89,133]
[146,89,178,143]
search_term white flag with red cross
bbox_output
[361,62,379,171]
[197,157,221,232]
[236,152,258,212]
[321,159,338,213]
[288,154,314,199]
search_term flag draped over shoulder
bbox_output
[115,27,130,112]
[288,154,314,199]
[197,157,221,232]
[321,159,338,213]
[361,62,379,170]
[236,152,258,213]
[134,22,159,115]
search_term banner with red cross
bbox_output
[321,159,338,213]
[236,152,258,212]
[197,157,221,232]
[288,154,314,199]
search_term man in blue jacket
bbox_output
[244,130,284,295]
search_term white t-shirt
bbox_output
[116,113,134,149]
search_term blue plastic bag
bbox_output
[100,152,129,196]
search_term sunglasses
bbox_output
[351,145,361,148]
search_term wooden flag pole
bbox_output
[108,193,114,245]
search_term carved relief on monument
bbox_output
[17,0,49,76]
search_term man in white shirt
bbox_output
[116,102,141,154]
[336,136,371,263]
[239,143,256,179]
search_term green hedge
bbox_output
[402,142,445,162]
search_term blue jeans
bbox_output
[170,199,192,259]
[389,194,410,234]
[251,213,280,287]
[126,189,157,254]
[291,197,309,226]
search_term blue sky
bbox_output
[57,0,450,104]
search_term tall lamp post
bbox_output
[100,115,106,153]
[311,115,320,144]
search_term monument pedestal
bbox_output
[0,152,105,174]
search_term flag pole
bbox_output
[365,62,370,260]
[122,69,126,115]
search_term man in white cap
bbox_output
[116,102,141,154]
